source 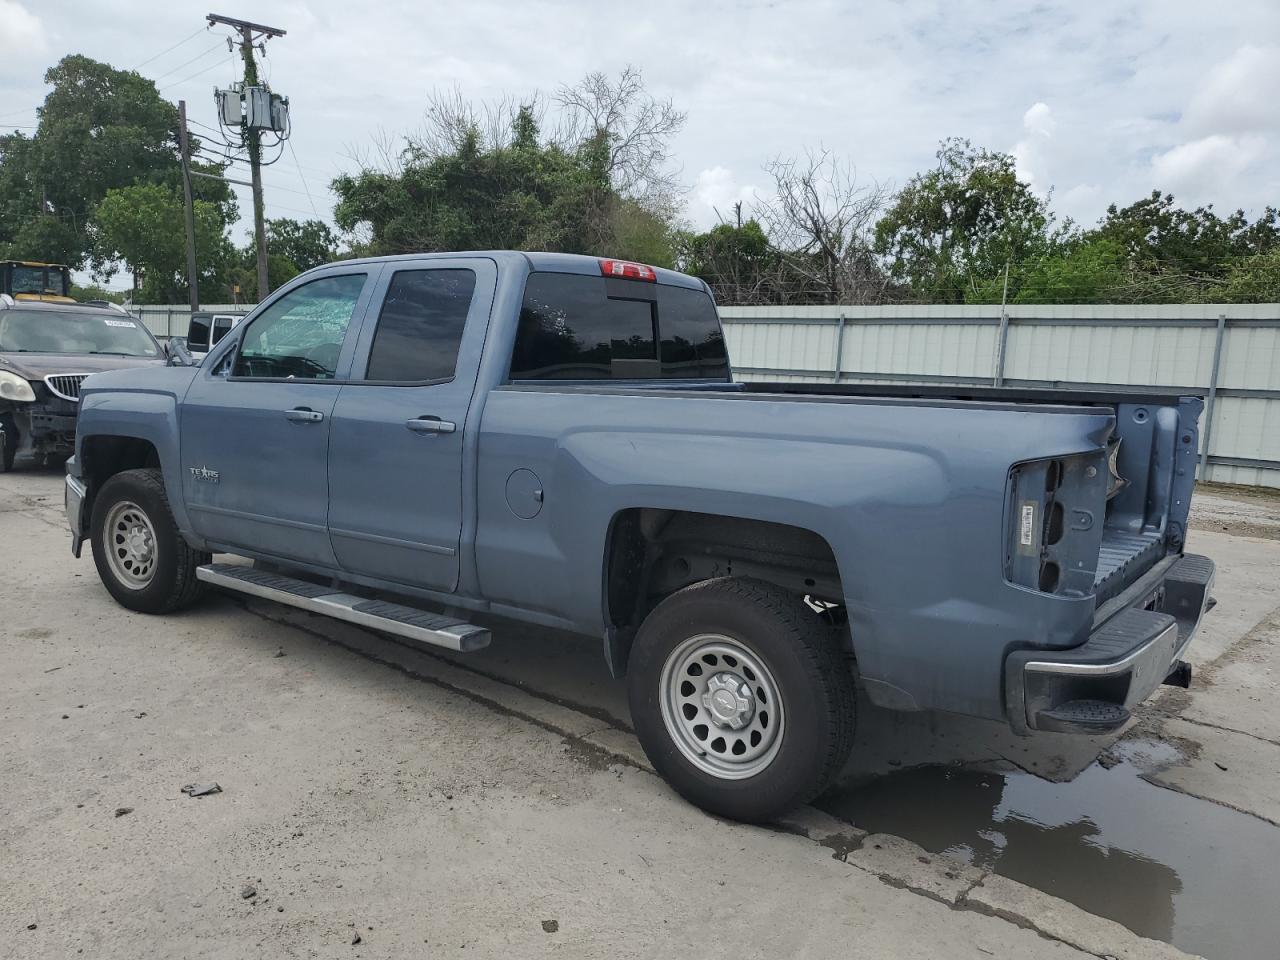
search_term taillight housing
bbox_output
[1005,451,1109,598]
[599,258,657,281]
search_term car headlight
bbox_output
[0,370,37,402]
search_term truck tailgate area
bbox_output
[1094,529,1164,607]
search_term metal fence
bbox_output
[719,303,1280,488]
[128,301,1280,488]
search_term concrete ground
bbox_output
[3,467,1278,960]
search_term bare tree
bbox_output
[555,66,686,207]
[753,148,895,304]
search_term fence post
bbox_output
[832,312,846,382]
[993,308,1010,386]
[1198,312,1227,480]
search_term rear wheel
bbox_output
[627,577,856,822]
[90,468,209,613]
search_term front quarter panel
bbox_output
[76,366,200,539]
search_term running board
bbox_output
[196,563,490,652]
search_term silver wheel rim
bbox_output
[103,500,158,590]
[659,633,785,780]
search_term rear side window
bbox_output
[657,284,729,379]
[510,272,727,381]
[365,269,477,382]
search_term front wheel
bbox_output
[90,468,210,613]
[627,577,856,822]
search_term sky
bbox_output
[2,0,1278,270]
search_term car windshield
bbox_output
[0,308,159,357]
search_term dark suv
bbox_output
[0,296,165,471]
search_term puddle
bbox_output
[819,751,1280,960]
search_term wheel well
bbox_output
[81,436,161,510]
[604,508,844,639]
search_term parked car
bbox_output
[63,252,1214,821]
[0,295,165,471]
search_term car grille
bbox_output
[44,374,90,402]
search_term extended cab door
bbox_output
[180,269,377,566]
[327,258,496,591]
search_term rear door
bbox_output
[327,257,495,591]
[181,269,377,565]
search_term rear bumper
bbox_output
[1005,553,1215,734]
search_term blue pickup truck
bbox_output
[64,252,1214,821]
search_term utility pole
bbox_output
[206,13,286,300]
[177,100,199,312]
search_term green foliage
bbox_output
[874,138,1063,303]
[264,218,338,272]
[334,107,615,256]
[69,282,126,303]
[92,183,233,303]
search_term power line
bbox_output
[159,56,238,93]
[130,26,208,71]
[150,42,227,84]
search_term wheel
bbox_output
[0,415,16,472]
[627,577,856,822]
[90,468,210,613]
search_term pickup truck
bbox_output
[64,251,1215,821]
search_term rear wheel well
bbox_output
[604,508,846,672]
[82,435,161,512]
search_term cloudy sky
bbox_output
[2,0,1278,251]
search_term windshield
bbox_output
[9,265,68,296]
[0,309,159,357]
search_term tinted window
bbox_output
[234,274,365,379]
[657,284,729,379]
[365,269,476,382]
[512,272,667,380]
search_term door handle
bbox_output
[285,407,324,423]
[406,416,456,435]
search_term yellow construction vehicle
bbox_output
[1,260,74,302]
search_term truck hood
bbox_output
[0,352,165,380]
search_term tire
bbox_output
[90,468,210,613]
[627,577,856,822]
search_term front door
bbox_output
[327,258,495,591]
[181,270,376,566]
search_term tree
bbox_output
[264,218,338,272]
[92,183,234,303]
[753,149,893,304]
[333,68,684,264]
[874,138,1063,303]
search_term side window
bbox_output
[364,269,477,382]
[658,285,729,379]
[511,272,658,380]
[233,273,366,380]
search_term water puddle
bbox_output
[819,746,1280,960]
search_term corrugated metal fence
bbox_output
[129,301,1280,488]
[720,303,1280,489]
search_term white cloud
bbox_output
[1151,133,1267,198]
[0,0,45,49]
[691,167,761,229]
[1184,44,1280,137]
[1012,102,1055,196]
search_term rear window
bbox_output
[510,272,727,381]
